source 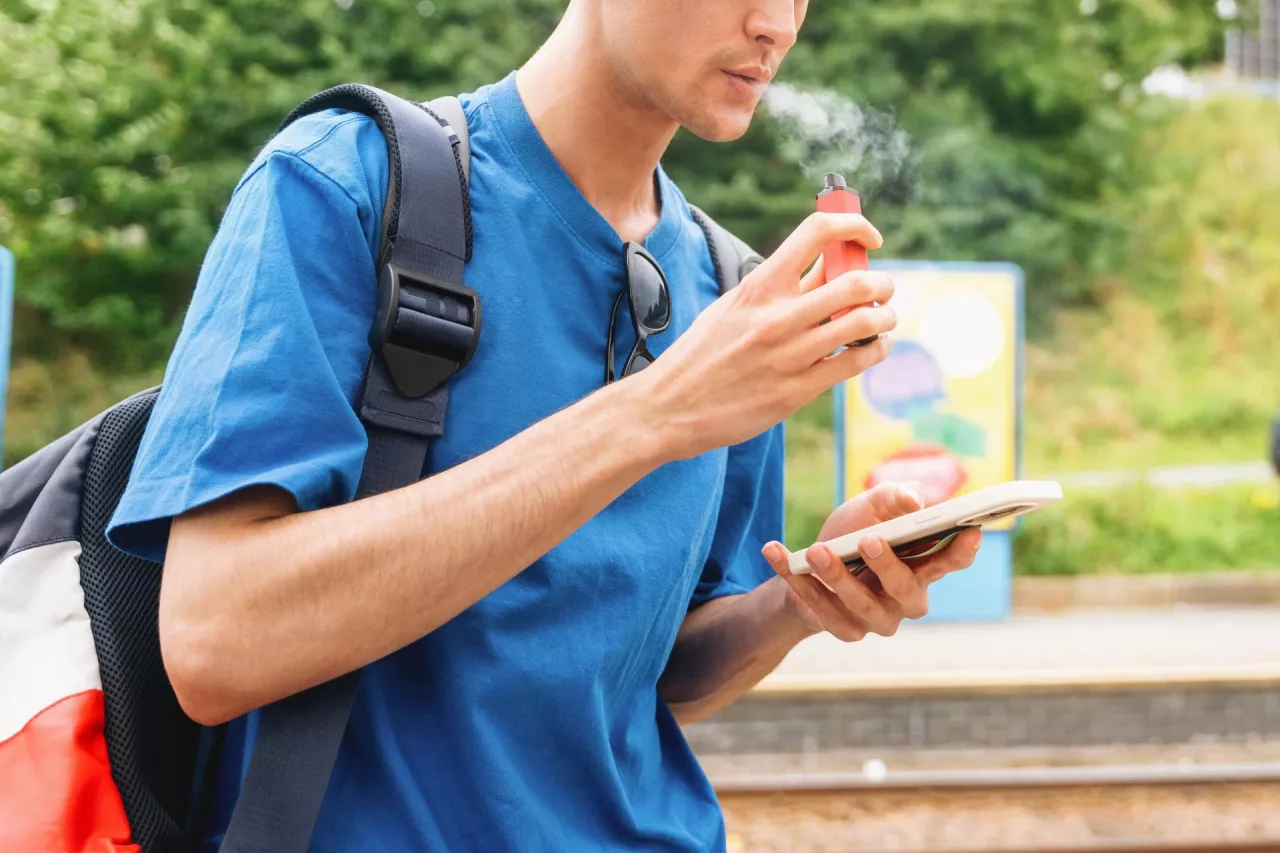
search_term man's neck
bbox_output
[516,7,678,245]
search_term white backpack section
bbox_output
[0,540,102,742]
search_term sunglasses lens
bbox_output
[627,251,670,334]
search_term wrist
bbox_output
[603,369,691,465]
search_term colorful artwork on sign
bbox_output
[839,263,1022,528]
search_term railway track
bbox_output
[712,760,1280,793]
[714,766,1280,853]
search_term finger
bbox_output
[915,528,984,585]
[798,255,825,295]
[779,569,868,643]
[809,331,894,389]
[764,541,867,641]
[762,212,884,286]
[761,540,792,574]
[810,304,897,358]
[790,270,895,326]
[806,544,902,637]
[858,536,929,621]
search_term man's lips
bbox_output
[722,68,771,97]
[723,66,773,85]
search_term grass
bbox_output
[1013,482,1280,576]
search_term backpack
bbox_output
[0,85,762,853]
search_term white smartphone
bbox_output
[787,480,1063,576]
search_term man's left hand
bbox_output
[762,482,981,642]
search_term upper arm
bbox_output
[106,111,390,563]
[690,422,786,609]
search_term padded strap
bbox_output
[688,204,764,295]
[427,95,470,185]
[272,84,471,272]
[220,85,472,853]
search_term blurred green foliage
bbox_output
[0,0,1224,365]
[1025,96,1280,473]
[1014,482,1280,576]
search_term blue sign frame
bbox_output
[0,246,12,469]
[832,260,1026,622]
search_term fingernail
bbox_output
[764,543,786,562]
[872,228,884,248]
[860,536,884,559]
[807,546,831,571]
[901,486,924,510]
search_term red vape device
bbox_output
[815,172,878,347]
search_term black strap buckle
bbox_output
[370,263,482,398]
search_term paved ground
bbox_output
[1051,461,1276,490]
[757,607,1280,692]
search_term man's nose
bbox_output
[746,1,799,51]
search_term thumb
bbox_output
[900,482,927,511]
[871,481,926,519]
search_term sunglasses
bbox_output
[605,242,671,384]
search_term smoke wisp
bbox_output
[763,82,912,196]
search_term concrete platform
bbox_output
[754,607,1280,695]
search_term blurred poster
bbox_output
[837,262,1023,530]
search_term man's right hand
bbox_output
[635,212,897,460]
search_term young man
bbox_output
[109,0,981,849]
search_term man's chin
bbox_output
[680,106,756,143]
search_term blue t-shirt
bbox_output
[109,72,784,852]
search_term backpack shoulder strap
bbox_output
[688,203,764,295]
[428,95,470,184]
[221,85,476,853]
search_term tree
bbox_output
[0,0,1224,364]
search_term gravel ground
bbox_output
[719,782,1280,853]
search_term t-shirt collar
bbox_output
[488,71,682,264]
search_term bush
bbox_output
[1014,482,1280,576]
[1025,97,1280,474]
[1,0,1224,370]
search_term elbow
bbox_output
[159,601,249,727]
[667,699,716,728]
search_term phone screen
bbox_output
[842,526,968,575]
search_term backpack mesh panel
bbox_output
[79,390,199,853]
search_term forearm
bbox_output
[658,576,815,725]
[164,379,672,724]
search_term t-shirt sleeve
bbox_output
[690,422,786,608]
[107,114,388,562]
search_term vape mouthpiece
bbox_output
[823,172,848,192]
